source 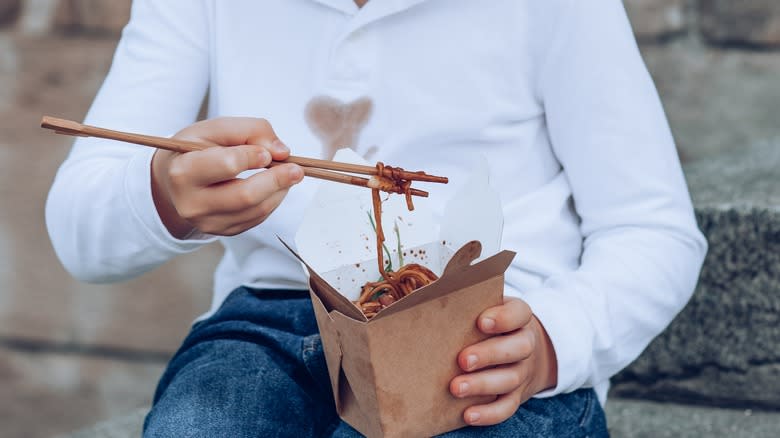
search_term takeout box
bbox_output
[284,151,515,437]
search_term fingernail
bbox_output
[258,150,271,165]
[458,382,469,396]
[467,412,481,424]
[271,139,289,153]
[481,317,495,331]
[466,354,478,370]
[289,165,303,181]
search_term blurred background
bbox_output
[0,0,778,437]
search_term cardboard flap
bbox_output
[441,240,482,278]
[457,249,517,283]
[278,237,367,322]
[331,312,385,437]
[308,290,346,410]
[370,245,517,321]
[310,287,375,433]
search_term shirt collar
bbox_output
[310,0,358,15]
[312,0,428,30]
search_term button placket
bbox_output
[324,28,376,92]
[308,27,378,161]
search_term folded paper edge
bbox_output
[278,236,367,322]
[441,240,482,277]
[309,289,345,410]
[370,246,516,321]
[331,311,385,437]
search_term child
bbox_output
[46,1,707,436]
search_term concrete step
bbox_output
[63,399,780,438]
[612,141,780,409]
[605,398,780,438]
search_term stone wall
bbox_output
[1,0,780,48]
[1,0,130,35]
[626,0,780,47]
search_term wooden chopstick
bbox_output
[41,116,439,197]
[284,155,448,184]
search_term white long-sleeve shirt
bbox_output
[46,0,707,403]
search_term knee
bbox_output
[143,341,318,437]
[143,389,231,437]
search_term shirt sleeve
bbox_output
[45,0,216,283]
[513,0,708,396]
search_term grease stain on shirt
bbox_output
[304,95,374,160]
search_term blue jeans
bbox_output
[144,287,608,437]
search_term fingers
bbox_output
[457,298,536,372]
[457,329,536,372]
[477,298,533,335]
[180,191,285,236]
[200,197,284,236]
[155,117,300,237]
[449,299,551,427]
[450,362,530,399]
[462,388,525,426]
[174,164,303,231]
[176,117,290,160]
[170,144,273,187]
[207,164,303,213]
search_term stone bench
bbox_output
[65,142,780,436]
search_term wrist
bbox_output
[530,316,558,393]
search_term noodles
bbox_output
[367,163,415,211]
[354,163,439,319]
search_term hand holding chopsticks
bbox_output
[40,116,448,198]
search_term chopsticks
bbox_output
[40,116,448,197]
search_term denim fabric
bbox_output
[144,287,609,437]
